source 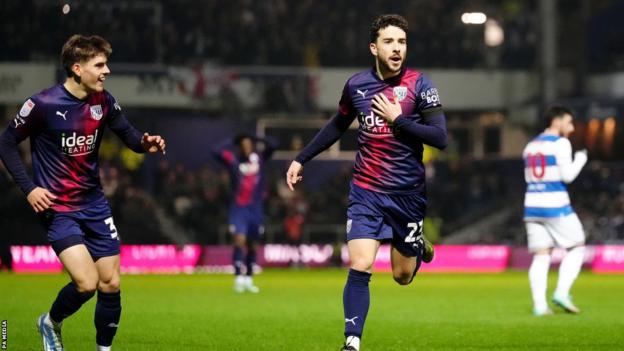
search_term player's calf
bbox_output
[49,282,95,324]
[392,270,413,285]
[390,245,422,285]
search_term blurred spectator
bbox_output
[282,194,309,244]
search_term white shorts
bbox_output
[525,213,585,252]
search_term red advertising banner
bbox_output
[366,245,510,273]
[9,245,202,274]
[10,246,62,273]
[592,245,624,273]
[120,245,202,274]
[7,244,624,274]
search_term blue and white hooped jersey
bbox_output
[523,134,574,220]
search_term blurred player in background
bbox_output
[214,134,275,293]
[0,35,166,351]
[523,105,587,316]
[286,14,447,351]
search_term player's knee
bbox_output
[393,271,413,286]
[233,237,246,249]
[246,241,258,251]
[75,278,98,295]
[99,276,121,293]
[350,258,374,272]
[533,248,552,256]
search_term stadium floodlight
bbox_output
[461,12,487,25]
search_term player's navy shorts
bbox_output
[228,204,264,240]
[39,201,120,258]
[347,183,427,258]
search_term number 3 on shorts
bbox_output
[105,217,119,239]
[405,220,423,243]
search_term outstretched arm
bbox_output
[108,114,165,154]
[294,114,354,164]
[286,113,354,190]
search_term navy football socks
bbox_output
[233,247,244,276]
[49,282,95,323]
[94,291,122,347]
[246,249,256,276]
[343,269,372,338]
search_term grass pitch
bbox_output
[1,270,623,350]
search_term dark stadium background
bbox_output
[2,2,624,350]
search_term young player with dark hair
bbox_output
[0,34,166,351]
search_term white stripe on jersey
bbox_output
[524,191,571,208]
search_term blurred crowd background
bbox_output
[3,0,624,71]
[2,0,624,250]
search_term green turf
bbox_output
[1,270,623,350]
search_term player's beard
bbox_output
[378,57,402,77]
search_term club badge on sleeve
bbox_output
[19,99,35,117]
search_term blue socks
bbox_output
[49,282,94,323]
[246,249,256,276]
[343,269,372,338]
[233,247,244,276]
[47,283,121,347]
[234,247,255,276]
[94,291,122,347]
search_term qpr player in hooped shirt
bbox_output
[522,105,588,317]
[0,34,166,351]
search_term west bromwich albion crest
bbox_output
[393,86,408,102]
[90,105,103,120]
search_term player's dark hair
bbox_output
[61,35,112,78]
[234,133,254,147]
[544,105,574,127]
[370,14,408,43]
